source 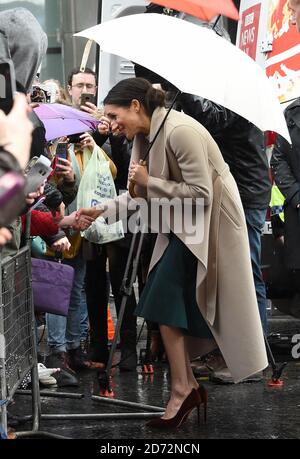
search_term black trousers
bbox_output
[85,240,137,363]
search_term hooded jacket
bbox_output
[0,7,48,93]
[0,8,48,160]
[0,8,48,257]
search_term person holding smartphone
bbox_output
[45,73,117,378]
[67,67,98,112]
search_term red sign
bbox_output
[239,3,261,60]
[266,0,300,103]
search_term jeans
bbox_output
[244,208,268,333]
[80,286,89,341]
[46,256,86,353]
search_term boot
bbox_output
[45,351,79,387]
[119,329,137,372]
[67,347,90,371]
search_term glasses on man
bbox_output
[72,83,96,90]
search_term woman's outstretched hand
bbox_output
[76,207,104,222]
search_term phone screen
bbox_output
[56,143,68,171]
[0,59,16,114]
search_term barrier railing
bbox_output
[0,246,40,437]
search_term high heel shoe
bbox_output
[180,384,208,426]
[146,388,202,429]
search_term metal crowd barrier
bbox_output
[0,246,40,438]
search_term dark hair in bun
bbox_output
[103,77,165,116]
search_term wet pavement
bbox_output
[8,341,300,439]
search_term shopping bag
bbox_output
[77,146,124,244]
[31,258,74,316]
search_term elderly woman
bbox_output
[78,77,267,429]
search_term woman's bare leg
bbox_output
[159,324,196,419]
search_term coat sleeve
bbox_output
[147,125,213,205]
[22,211,59,237]
[179,94,236,138]
[271,135,300,208]
[57,179,78,206]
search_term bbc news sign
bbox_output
[239,3,262,60]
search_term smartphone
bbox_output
[24,155,52,195]
[0,171,26,226]
[24,156,39,175]
[55,143,68,171]
[0,58,16,114]
[67,133,82,144]
[80,93,96,106]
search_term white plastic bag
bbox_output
[77,146,124,244]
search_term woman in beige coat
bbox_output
[79,78,268,429]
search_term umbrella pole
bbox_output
[212,15,221,30]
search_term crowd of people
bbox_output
[0,2,299,431]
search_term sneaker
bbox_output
[210,367,264,384]
[191,350,227,377]
[67,347,90,371]
[45,352,79,387]
[38,363,59,386]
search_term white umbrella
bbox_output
[75,13,290,142]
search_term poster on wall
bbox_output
[266,0,300,103]
[238,3,261,60]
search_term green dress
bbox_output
[135,233,213,338]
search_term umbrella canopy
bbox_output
[151,0,239,21]
[75,13,290,142]
[34,103,99,141]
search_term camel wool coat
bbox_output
[104,107,268,382]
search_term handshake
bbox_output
[59,207,103,231]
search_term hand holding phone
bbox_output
[80,93,96,107]
[67,133,82,144]
[55,146,74,182]
[24,155,52,195]
[55,143,68,172]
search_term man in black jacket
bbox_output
[271,99,300,317]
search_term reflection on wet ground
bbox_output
[9,346,300,439]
